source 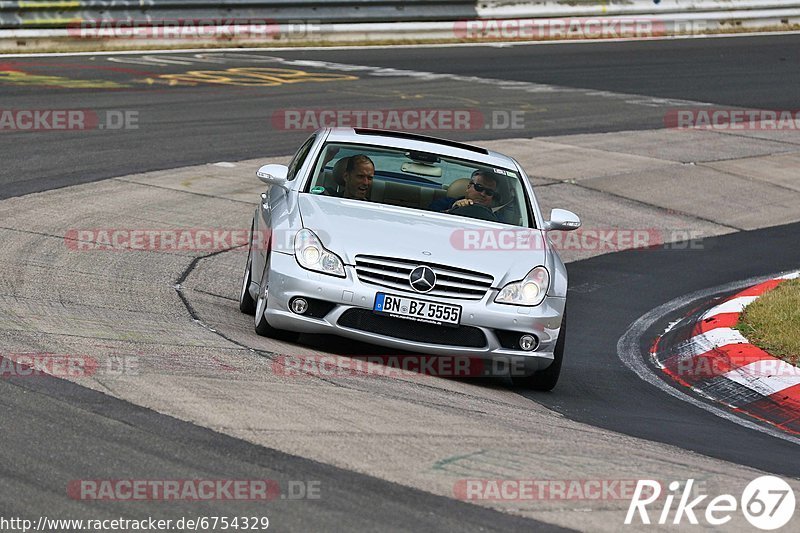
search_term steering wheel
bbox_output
[449,203,498,221]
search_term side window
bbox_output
[286,135,316,181]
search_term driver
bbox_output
[430,170,498,213]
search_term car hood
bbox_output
[298,195,548,287]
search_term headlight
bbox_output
[495,266,549,306]
[294,229,345,277]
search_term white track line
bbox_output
[725,360,800,397]
[665,328,749,363]
[701,296,758,319]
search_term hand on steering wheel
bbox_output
[448,202,497,221]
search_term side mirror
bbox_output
[256,164,289,187]
[544,208,581,231]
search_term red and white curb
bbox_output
[651,271,800,435]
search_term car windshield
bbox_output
[304,142,533,227]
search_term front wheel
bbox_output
[254,255,300,343]
[511,311,566,391]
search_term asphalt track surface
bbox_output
[0,367,565,531]
[275,35,800,109]
[552,222,800,477]
[2,33,800,199]
[2,34,800,528]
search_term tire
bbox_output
[511,311,566,391]
[238,235,256,315]
[254,253,300,343]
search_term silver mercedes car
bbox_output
[239,128,580,390]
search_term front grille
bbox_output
[337,309,487,348]
[354,255,493,300]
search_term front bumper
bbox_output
[258,251,566,371]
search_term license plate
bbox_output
[373,293,461,327]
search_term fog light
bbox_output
[290,298,309,315]
[519,334,537,351]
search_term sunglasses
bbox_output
[469,181,496,196]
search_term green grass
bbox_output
[737,278,800,367]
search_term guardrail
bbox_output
[2,1,478,29]
[4,0,800,29]
[1,0,799,50]
[478,0,800,17]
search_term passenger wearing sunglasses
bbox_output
[451,173,498,209]
[429,170,499,216]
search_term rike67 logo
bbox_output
[625,477,795,530]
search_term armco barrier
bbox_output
[1,0,799,50]
[1,0,477,29]
[3,0,800,29]
[477,0,800,18]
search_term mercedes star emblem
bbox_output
[409,266,436,293]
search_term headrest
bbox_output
[332,157,350,186]
[446,178,471,199]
